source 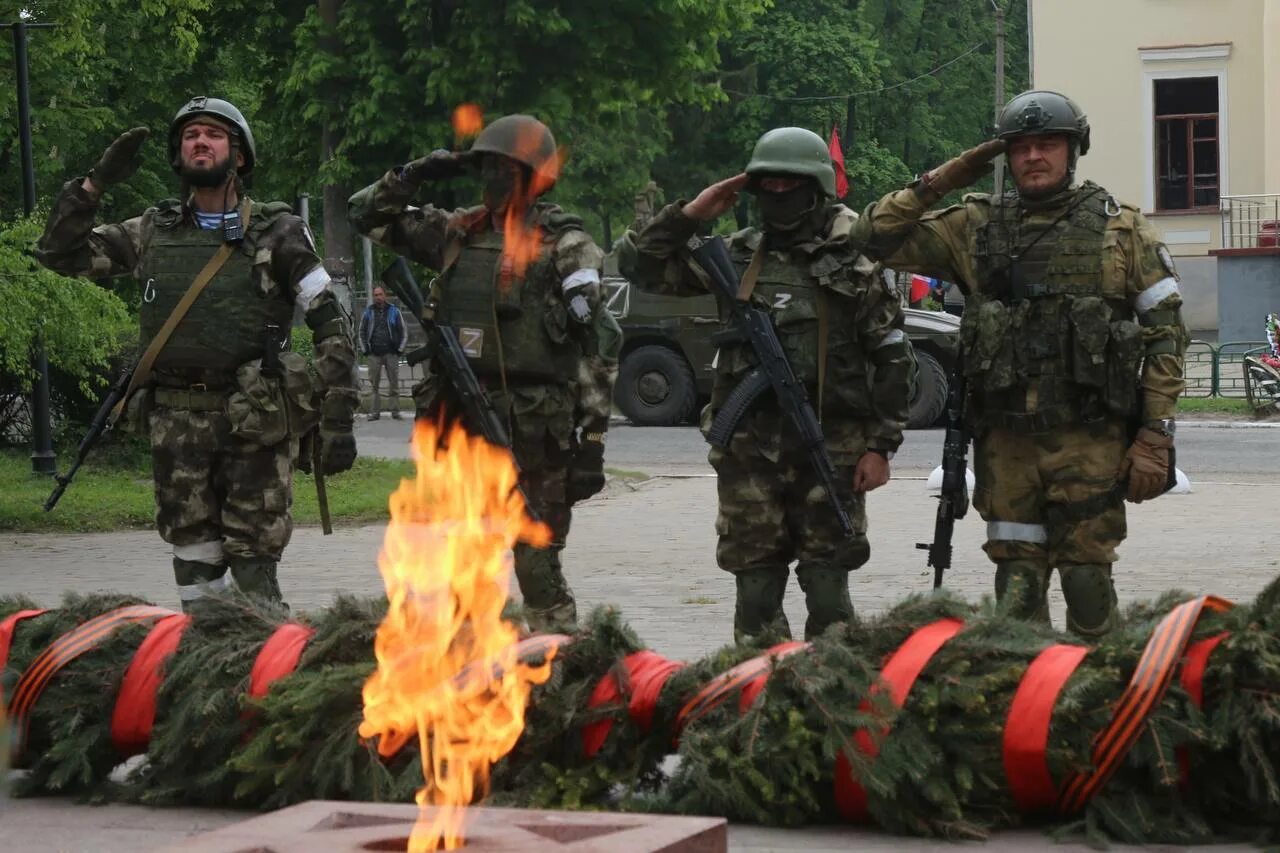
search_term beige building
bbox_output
[1029,0,1280,333]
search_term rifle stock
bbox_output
[688,236,854,538]
[916,346,970,588]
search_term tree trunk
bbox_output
[319,0,354,305]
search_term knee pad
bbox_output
[734,567,791,643]
[1059,563,1118,639]
[795,564,854,640]
[994,560,1051,623]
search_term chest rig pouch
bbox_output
[138,203,295,376]
[437,228,578,384]
[963,183,1142,429]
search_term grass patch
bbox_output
[1178,396,1256,415]
[604,467,649,481]
[0,447,413,534]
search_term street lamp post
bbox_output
[6,20,57,475]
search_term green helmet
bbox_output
[996,90,1091,156]
[744,127,837,198]
[470,114,558,185]
[168,96,256,178]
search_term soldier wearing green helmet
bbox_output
[348,113,618,635]
[35,96,360,611]
[851,89,1188,638]
[618,127,915,644]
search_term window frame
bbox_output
[1142,68,1228,214]
[1154,109,1220,211]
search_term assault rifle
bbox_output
[380,256,536,518]
[916,347,969,588]
[689,236,854,538]
[44,366,133,512]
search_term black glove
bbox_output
[317,392,358,475]
[567,432,606,503]
[89,127,150,187]
[400,149,471,186]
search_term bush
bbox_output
[0,216,134,443]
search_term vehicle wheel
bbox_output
[615,345,698,426]
[907,350,948,429]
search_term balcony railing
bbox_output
[1220,193,1280,249]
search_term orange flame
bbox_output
[451,103,484,143]
[499,129,567,283]
[359,421,553,851]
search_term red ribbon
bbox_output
[1002,644,1090,812]
[581,650,685,759]
[248,623,315,700]
[1176,631,1229,786]
[834,617,965,822]
[0,609,49,677]
[110,614,192,757]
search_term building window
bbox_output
[1154,77,1219,210]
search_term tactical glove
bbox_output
[89,127,150,187]
[567,431,607,503]
[1119,427,1173,503]
[400,149,471,186]
[317,391,358,475]
[917,139,1006,201]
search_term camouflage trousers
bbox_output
[415,375,578,633]
[148,404,295,605]
[707,406,870,641]
[973,418,1128,637]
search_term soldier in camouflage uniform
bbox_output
[851,90,1187,638]
[348,114,617,633]
[618,128,915,643]
[36,97,359,610]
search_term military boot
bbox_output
[1059,562,1120,639]
[514,543,578,634]
[994,559,1052,625]
[227,557,286,608]
[733,567,792,644]
[795,563,854,640]
[173,557,230,614]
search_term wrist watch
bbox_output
[1146,418,1176,438]
[868,448,896,461]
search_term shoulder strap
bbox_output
[111,198,249,420]
[737,243,764,301]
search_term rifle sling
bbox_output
[110,198,250,421]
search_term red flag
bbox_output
[828,125,849,198]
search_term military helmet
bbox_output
[996,90,1090,156]
[470,114,558,184]
[168,96,256,177]
[744,127,837,198]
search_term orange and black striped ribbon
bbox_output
[1056,595,1232,815]
[672,641,808,744]
[6,604,173,761]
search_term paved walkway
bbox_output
[2,425,1275,850]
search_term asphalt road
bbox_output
[576,419,1279,483]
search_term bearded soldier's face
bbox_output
[179,120,241,188]
[1008,133,1071,198]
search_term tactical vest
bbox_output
[714,237,868,415]
[138,202,295,378]
[963,182,1143,431]
[437,226,579,384]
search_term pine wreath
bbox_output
[2,578,1278,847]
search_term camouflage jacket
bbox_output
[851,182,1187,423]
[35,179,357,398]
[621,202,912,453]
[347,169,612,432]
